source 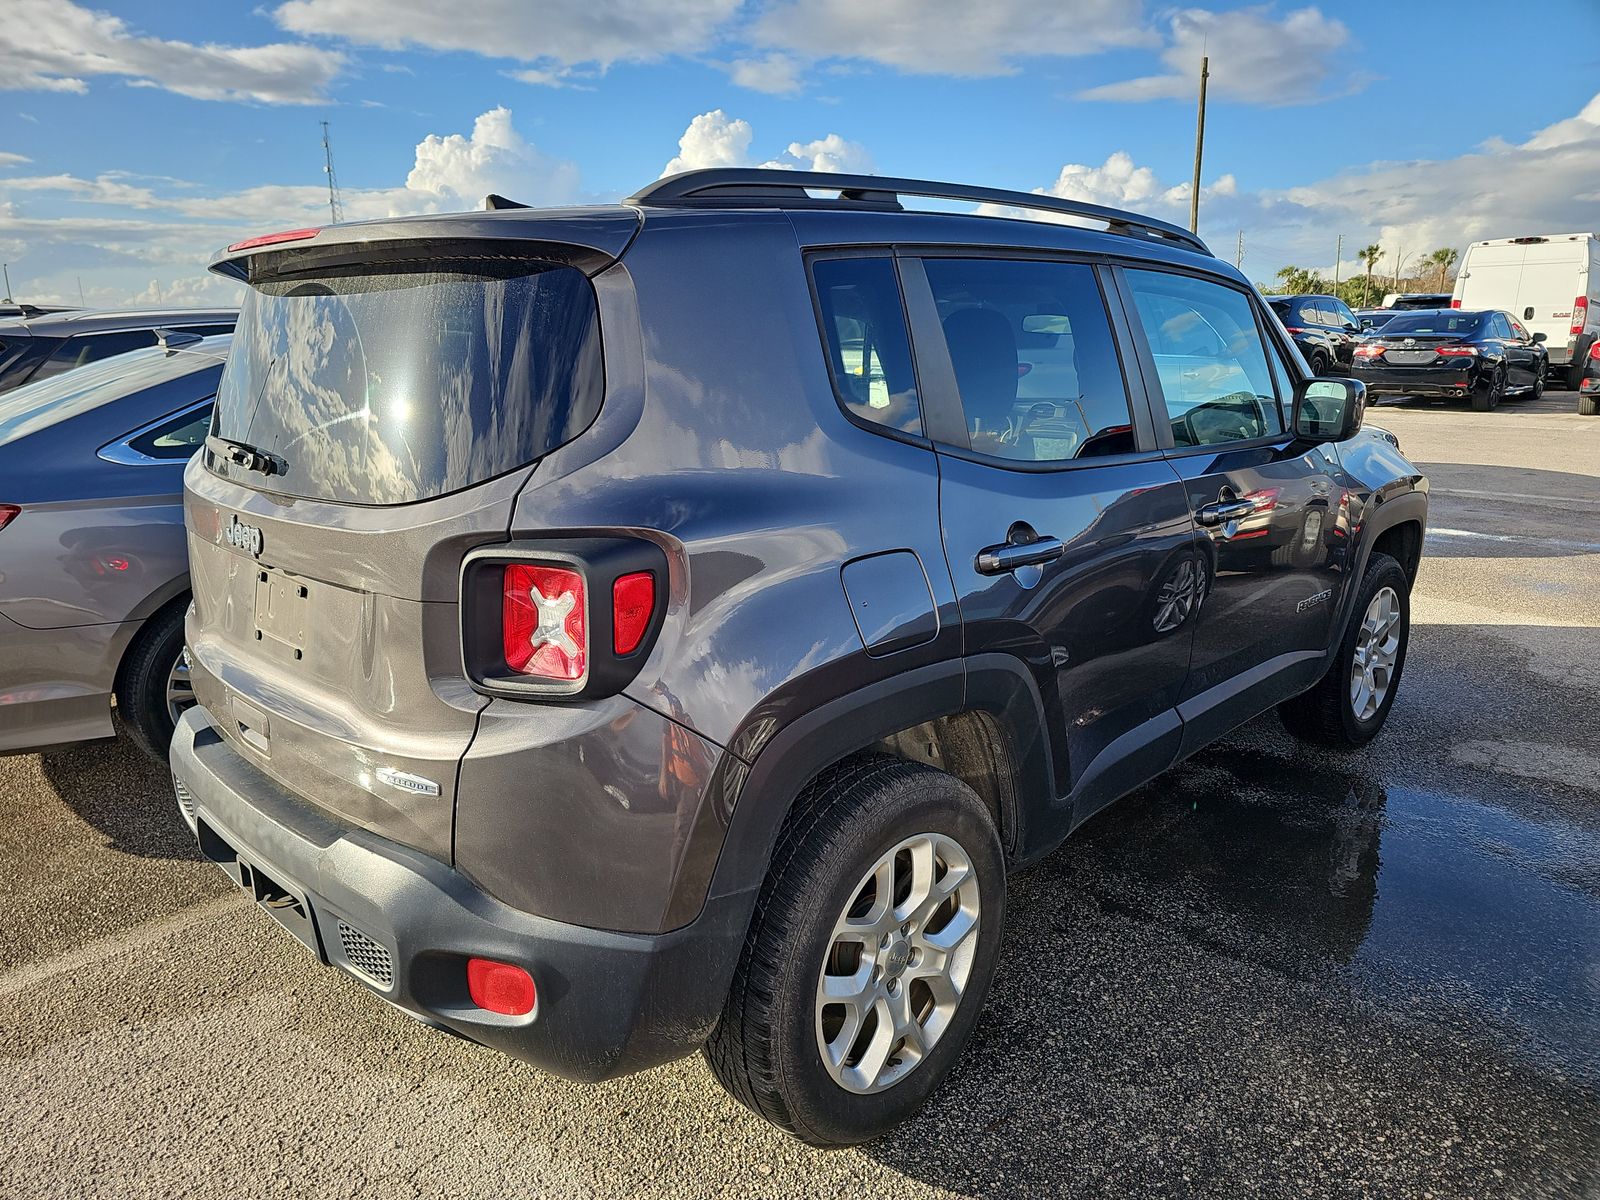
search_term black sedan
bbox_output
[1265,294,1366,375]
[1351,309,1547,411]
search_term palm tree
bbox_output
[1358,244,1382,306]
[1427,247,1459,292]
[1275,265,1322,294]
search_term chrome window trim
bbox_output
[96,397,215,466]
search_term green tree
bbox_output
[1357,244,1383,307]
[1426,246,1459,292]
[1274,265,1326,294]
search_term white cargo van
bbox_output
[1453,233,1599,386]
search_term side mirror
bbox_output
[1532,331,1547,344]
[1293,378,1366,443]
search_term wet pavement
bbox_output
[1,392,1597,1198]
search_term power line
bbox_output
[321,120,344,225]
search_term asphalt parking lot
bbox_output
[2,391,1597,1199]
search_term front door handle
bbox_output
[975,536,1065,576]
[1196,498,1257,527]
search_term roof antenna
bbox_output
[321,120,345,224]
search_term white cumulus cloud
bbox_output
[404,107,580,208]
[0,0,345,104]
[661,111,871,177]
[1080,5,1358,106]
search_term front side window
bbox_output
[1125,269,1285,447]
[924,258,1133,462]
[811,257,921,436]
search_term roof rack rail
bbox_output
[626,169,1211,256]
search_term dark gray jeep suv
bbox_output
[171,170,1428,1145]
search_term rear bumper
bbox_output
[170,706,752,1082]
[1354,363,1477,397]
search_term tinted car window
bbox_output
[812,257,921,436]
[31,331,157,382]
[129,403,215,461]
[1382,312,1482,336]
[1328,299,1359,328]
[1126,270,1284,447]
[213,260,604,506]
[923,258,1133,462]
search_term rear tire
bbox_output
[705,756,1005,1146]
[1530,370,1544,402]
[1278,552,1410,749]
[1309,351,1330,376]
[1579,394,1600,417]
[1470,367,1504,412]
[117,603,193,761]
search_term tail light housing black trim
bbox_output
[460,537,669,700]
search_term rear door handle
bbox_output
[1196,498,1257,527]
[975,536,1065,575]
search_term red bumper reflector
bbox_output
[466,958,537,1016]
[0,503,19,533]
[612,571,655,655]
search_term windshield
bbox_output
[211,258,604,505]
[1381,312,1482,336]
[0,344,223,447]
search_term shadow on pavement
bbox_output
[37,731,198,860]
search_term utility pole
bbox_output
[321,120,345,225]
[1235,229,1244,271]
[1188,55,1209,235]
[1334,234,1343,288]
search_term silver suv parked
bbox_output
[170,171,1428,1145]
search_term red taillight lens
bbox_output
[1449,298,1461,309]
[466,958,537,1016]
[225,227,321,253]
[1354,344,1385,358]
[612,571,655,656]
[0,504,19,532]
[1283,325,1308,333]
[1588,341,1600,361]
[502,564,586,680]
[1437,345,1478,357]
[1572,296,1589,336]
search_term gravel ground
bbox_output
[1,390,1596,1199]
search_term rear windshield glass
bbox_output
[211,259,603,505]
[1381,312,1481,335]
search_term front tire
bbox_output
[117,603,194,761]
[705,756,1005,1146]
[1278,552,1410,748]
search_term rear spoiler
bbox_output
[208,205,642,283]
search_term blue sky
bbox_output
[3,0,1598,306]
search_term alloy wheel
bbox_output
[166,647,196,726]
[1349,586,1401,721]
[815,832,981,1094]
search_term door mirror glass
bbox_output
[1293,378,1365,442]
[1532,331,1548,343]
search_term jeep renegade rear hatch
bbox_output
[185,220,628,863]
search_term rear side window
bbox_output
[31,331,155,382]
[811,257,921,436]
[1125,269,1284,448]
[129,403,214,460]
[212,259,603,505]
[924,258,1133,462]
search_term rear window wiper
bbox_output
[207,434,285,477]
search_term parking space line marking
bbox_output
[1428,527,1600,553]
[0,892,250,1001]
[1437,488,1600,510]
